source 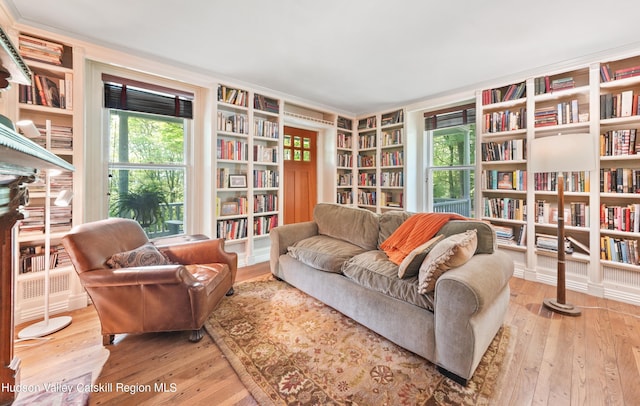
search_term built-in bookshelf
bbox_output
[353,108,405,212]
[478,58,640,304]
[13,31,85,324]
[598,55,640,273]
[336,116,354,205]
[214,84,281,263]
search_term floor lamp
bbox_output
[529,133,595,316]
[16,120,74,338]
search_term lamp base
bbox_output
[17,316,72,339]
[542,298,581,316]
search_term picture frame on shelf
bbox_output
[220,202,239,216]
[229,174,247,188]
[497,171,514,190]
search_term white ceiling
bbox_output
[4,0,640,115]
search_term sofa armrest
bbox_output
[156,238,238,284]
[269,221,318,275]
[432,250,513,380]
[79,265,195,287]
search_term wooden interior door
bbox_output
[283,126,317,224]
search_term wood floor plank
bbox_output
[11,262,640,406]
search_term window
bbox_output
[104,75,192,237]
[424,104,476,217]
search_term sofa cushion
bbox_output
[378,210,412,247]
[288,235,367,273]
[107,243,172,269]
[314,203,379,251]
[438,220,495,254]
[342,250,435,311]
[418,229,478,294]
[397,234,443,279]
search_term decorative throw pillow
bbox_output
[107,243,172,269]
[397,234,443,279]
[417,230,478,294]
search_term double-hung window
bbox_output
[103,74,192,237]
[424,104,476,217]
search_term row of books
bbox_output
[601,236,639,265]
[534,171,590,193]
[18,244,70,274]
[600,129,639,156]
[480,139,526,161]
[381,171,404,188]
[216,219,248,240]
[381,129,403,146]
[380,109,404,127]
[536,200,589,227]
[357,190,376,206]
[19,34,64,66]
[601,167,640,194]
[254,214,278,236]
[18,205,72,234]
[357,154,375,168]
[492,224,527,246]
[254,194,277,213]
[216,139,249,161]
[218,86,248,107]
[19,72,73,109]
[600,91,640,119]
[337,173,352,186]
[337,191,353,204]
[337,132,353,149]
[481,82,526,105]
[534,76,576,95]
[600,64,640,82]
[483,108,526,133]
[253,145,278,163]
[254,118,279,139]
[337,117,353,131]
[380,150,403,167]
[253,95,279,114]
[28,123,73,151]
[358,173,376,187]
[535,234,573,253]
[483,197,525,221]
[482,169,527,191]
[358,134,376,149]
[217,112,249,134]
[600,203,640,232]
[358,116,376,130]
[253,169,278,188]
[533,99,581,127]
[337,153,353,167]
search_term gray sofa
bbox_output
[269,203,514,385]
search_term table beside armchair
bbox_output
[62,218,237,345]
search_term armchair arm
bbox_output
[79,265,195,288]
[156,238,238,284]
[269,221,318,275]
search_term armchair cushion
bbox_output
[107,242,173,269]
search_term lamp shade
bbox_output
[16,119,41,139]
[529,133,596,173]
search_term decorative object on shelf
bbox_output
[17,169,74,339]
[229,174,247,188]
[529,133,596,316]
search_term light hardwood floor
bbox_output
[13,263,640,405]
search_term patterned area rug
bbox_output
[205,276,511,405]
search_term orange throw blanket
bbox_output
[381,212,467,264]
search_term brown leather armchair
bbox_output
[62,218,237,344]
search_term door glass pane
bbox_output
[303,150,311,161]
[284,135,291,147]
[284,148,292,160]
[294,150,301,161]
[294,136,301,148]
[303,137,310,148]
